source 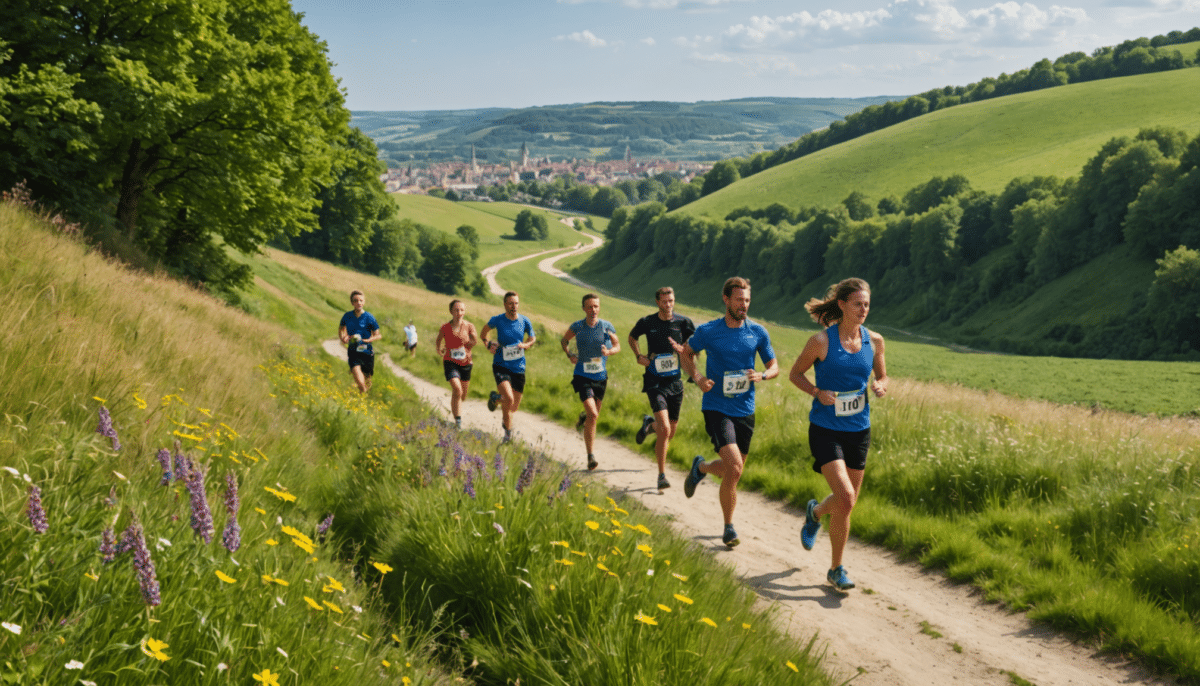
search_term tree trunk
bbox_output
[116,138,158,241]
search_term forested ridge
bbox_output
[580,126,1200,361]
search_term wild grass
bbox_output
[294,248,1200,680]
[1,200,832,684]
[682,68,1200,218]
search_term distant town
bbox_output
[384,142,713,203]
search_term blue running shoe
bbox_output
[827,565,855,591]
[801,498,820,551]
[723,524,740,548]
[683,455,706,498]
[635,414,654,444]
[487,391,500,412]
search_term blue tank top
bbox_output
[809,325,873,432]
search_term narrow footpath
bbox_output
[323,341,1166,686]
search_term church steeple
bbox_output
[520,141,529,169]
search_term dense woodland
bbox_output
[584,127,1200,360]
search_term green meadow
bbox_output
[682,68,1200,218]
[268,226,1200,680]
[391,194,600,266]
[0,201,831,685]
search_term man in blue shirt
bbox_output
[480,291,537,443]
[561,293,620,471]
[680,277,778,548]
[338,290,382,394]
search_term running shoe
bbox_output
[683,455,706,498]
[801,498,820,551]
[635,414,654,444]
[587,454,598,471]
[827,565,855,591]
[487,391,500,412]
[657,473,670,490]
[576,411,586,431]
[722,524,740,548]
[501,429,512,444]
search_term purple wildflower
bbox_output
[129,523,161,606]
[492,521,505,536]
[116,523,138,556]
[183,462,214,544]
[493,451,506,482]
[221,473,241,553]
[437,457,447,478]
[96,406,121,451]
[452,447,465,476]
[557,472,572,495]
[99,528,117,564]
[173,440,189,480]
[316,514,334,543]
[463,468,476,500]
[516,457,535,495]
[156,448,173,485]
[26,485,48,533]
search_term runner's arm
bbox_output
[681,342,714,393]
[870,331,888,398]
[560,328,578,364]
[750,356,779,382]
[434,329,446,357]
[604,331,621,356]
[480,324,496,353]
[338,324,349,345]
[789,332,833,405]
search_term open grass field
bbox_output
[390,194,599,266]
[0,202,833,685]
[681,67,1200,218]
[252,233,1200,680]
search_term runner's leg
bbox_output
[815,462,864,569]
[583,397,602,455]
[651,408,672,473]
[702,443,745,526]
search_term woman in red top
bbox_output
[435,299,478,428]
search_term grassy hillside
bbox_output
[391,194,599,265]
[681,68,1200,217]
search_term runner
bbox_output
[627,286,695,490]
[561,293,620,471]
[789,278,888,591]
[480,291,536,443]
[338,290,382,394]
[403,320,419,357]
[434,299,478,429]
[680,277,778,548]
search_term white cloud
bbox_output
[555,30,609,47]
[674,35,718,49]
[641,37,657,45]
[718,0,1090,52]
[558,0,750,7]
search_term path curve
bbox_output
[323,340,1166,686]
[481,246,572,297]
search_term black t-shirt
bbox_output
[629,313,696,386]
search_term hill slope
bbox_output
[681,68,1200,217]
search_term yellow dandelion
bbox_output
[391,633,402,644]
[673,593,694,605]
[634,611,658,626]
[610,546,624,556]
[381,659,390,668]
[323,576,345,593]
[84,571,99,581]
[265,538,278,546]
[786,661,799,673]
[671,572,688,582]
[630,524,652,535]
[92,396,106,403]
[657,604,672,613]
[610,519,623,528]
[585,521,600,530]
[140,638,170,661]
[700,617,718,628]
[260,574,275,585]
[636,544,652,554]
[587,503,604,513]
[556,559,575,566]
[215,570,236,584]
[304,596,324,611]
[596,563,610,572]
[550,540,570,548]
[252,667,281,686]
[372,561,393,574]
[614,506,629,515]
[570,550,587,557]
[133,393,147,410]
[254,507,266,515]
[291,537,315,554]
[323,600,344,614]
[402,678,412,686]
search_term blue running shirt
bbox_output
[340,311,379,355]
[687,317,775,417]
[809,325,873,432]
[488,313,535,373]
[569,318,617,380]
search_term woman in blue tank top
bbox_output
[788,278,889,591]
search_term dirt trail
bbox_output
[321,340,1166,686]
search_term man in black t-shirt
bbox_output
[627,286,696,491]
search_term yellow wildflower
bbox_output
[323,600,344,614]
[140,638,170,661]
[84,571,99,582]
[786,661,799,673]
[304,596,324,611]
[671,572,688,582]
[585,521,600,530]
[556,559,574,566]
[657,604,672,613]
[255,508,266,515]
[550,540,570,548]
[215,570,236,584]
[673,593,694,605]
[252,668,281,686]
[133,393,147,410]
[291,537,315,554]
[265,538,278,546]
[372,562,393,574]
[700,617,718,627]
[323,577,345,593]
[634,611,658,626]
[587,504,604,513]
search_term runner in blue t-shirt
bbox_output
[680,277,779,548]
[338,290,382,394]
[560,293,620,471]
[480,291,537,443]
[789,278,888,592]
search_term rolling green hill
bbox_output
[681,68,1200,218]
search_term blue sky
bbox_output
[290,0,1199,111]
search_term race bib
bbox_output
[652,354,679,375]
[502,344,524,362]
[834,390,866,417]
[582,358,604,375]
[450,347,467,361]
[356,344,370,353]
[722,370,751,397]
